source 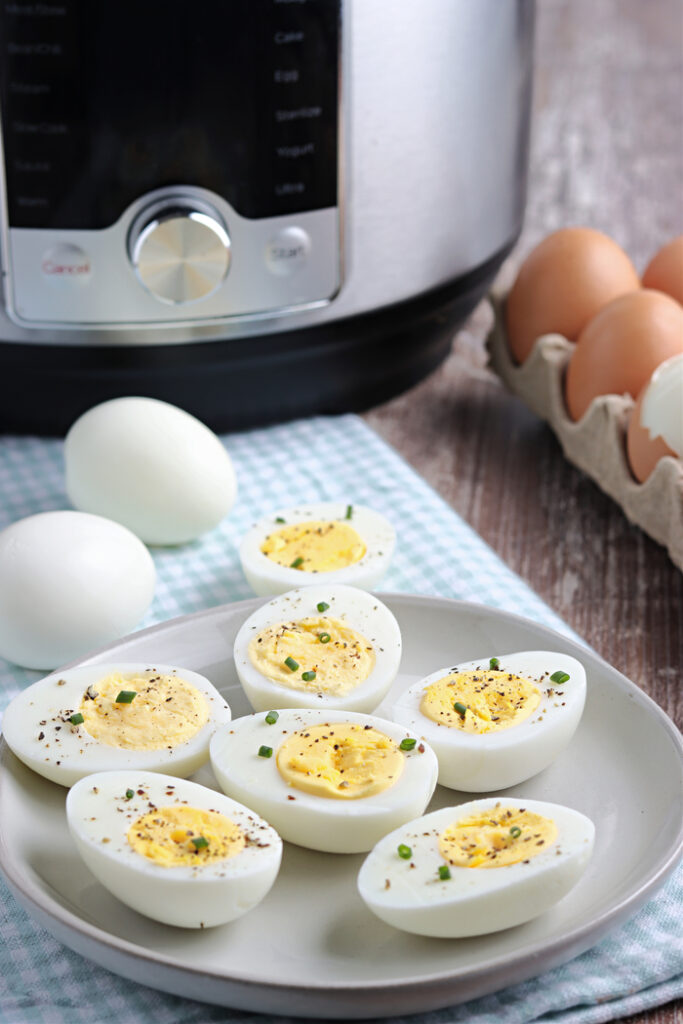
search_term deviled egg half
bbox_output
[2,662,232,787]
[239,502,395,596]
[391,651,586,791]
[66,771,282,928]
[358,797,595,938]
[210,708,438,853]
[234,584,402,713]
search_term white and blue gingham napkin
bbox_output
[0,413,681,1024]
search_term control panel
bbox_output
[0,0,341,326]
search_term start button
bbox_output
[41,244,91,285]
[265,227,311,276]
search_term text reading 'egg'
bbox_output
[391,651,586,791]
[210,708,438,853]
[67,771,282,928]
[239,503,395,596]
[2,662,232,786]
[233,584,402,713]
[357,798,594,937]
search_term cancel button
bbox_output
[41,243,91,285]
[265,227,311,276]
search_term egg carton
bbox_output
[485,271,683,572]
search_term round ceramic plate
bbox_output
[1,594,681,1019]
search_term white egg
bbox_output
[2,662,232,787]
[65,397,237,545]
[66,770,282,928]
[357,797,595,937]
[640,353,683,457]
[233,585,402,714]
[0,511,155,670]
[210,708,438,853]
[391,651,586,791]
[239,502,395,596]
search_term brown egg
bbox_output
[505,227,640,363]
[642,235,683,305]
[565,290,683,421]
[626,387,678,483]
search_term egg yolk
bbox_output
[249,616,375,696]
[78,672,209,750]
[127,805,245,867]
[260,520,366,572]
[439,806,557,868]
[420,669,541,733]
[276,722,403,799]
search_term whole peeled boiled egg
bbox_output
[505,227,640,364]
[357,797,595,938]
[2,662,232,786]
[210,708,438,853]
[0,511,155,670]
[627,354,683,482]
[239,502,395,596]
[233,584,402,714]
[65,397,237,545]
[391,651,586,791]
[642,235,683,305]
[66,770,282,928]
[565,290,683,421]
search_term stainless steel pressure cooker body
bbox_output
[0,0,534,434]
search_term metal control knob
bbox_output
[129,201,231,304]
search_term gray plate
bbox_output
[1,594,681,1019]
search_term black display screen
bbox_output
[0,0,340,228]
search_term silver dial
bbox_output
[129,202,231,304]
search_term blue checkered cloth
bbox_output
[0,414,681,1024]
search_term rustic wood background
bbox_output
[364,2,683,1022]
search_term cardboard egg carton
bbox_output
[485,271,683,571]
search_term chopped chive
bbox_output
[509,826,522,839]
[125,789,134,800]
[115,690,136,704]
[284,656,299,672]
[345,504,353,519]
[438,865,451,880]
[290,556,304,569]
[489,657,500,669]
[265,711,279,725]
[453,701,467,717]
[275,516,286,523]
[317,601,330,613]
[258,745,273,758]
[398,844,412,860]
[302,670,316,682]
[191,836,209,850]
[69,712,84,725]
[319,632,331,644]
[550,670,570,685]
[399,737,417,751]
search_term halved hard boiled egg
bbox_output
[210,708,438,853]
[233,585,402,713]
[358,797,594,937]
[66,770,282,928]
[239,502,395,596]
[391,651,586,791]
[2,662,232,787]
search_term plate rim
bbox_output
[1,592,682,1004]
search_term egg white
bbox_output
[239,502,396,596]
[233,584,402,713]
[210,708,439,854]
[66,770,282,928]
[391,650,586,791]
[1,662,232,787]
[357,797,595,937]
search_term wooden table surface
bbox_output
[364,2,682,1022]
